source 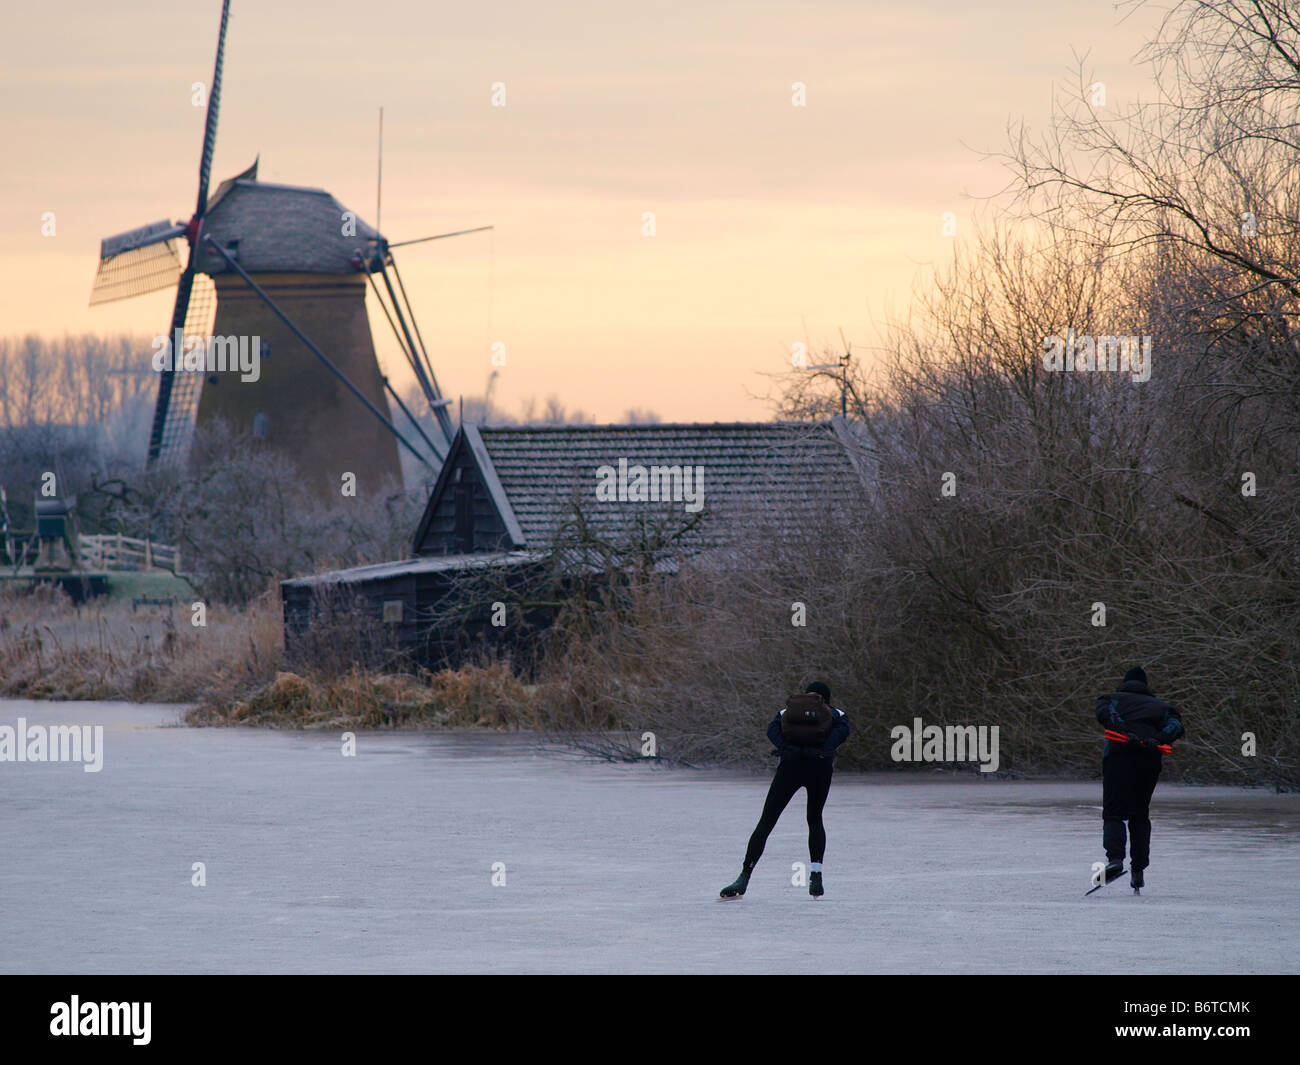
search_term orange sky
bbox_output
[0,1,1161,423]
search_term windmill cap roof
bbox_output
[198,178,381,276]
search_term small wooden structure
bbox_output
[282,418,875,669]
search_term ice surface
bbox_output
[1,700,1296,974]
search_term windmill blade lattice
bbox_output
[90,224,186,305]
[153,273,216,466]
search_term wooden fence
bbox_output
[76,534,181,573]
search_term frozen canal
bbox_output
[2,700,1297,974]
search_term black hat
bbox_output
[1123,666,1148,687]
[805,681,831,702]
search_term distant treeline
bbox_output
[0,333,156,447]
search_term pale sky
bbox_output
[0,1,1161,422]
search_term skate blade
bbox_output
[1084,866,1126,896]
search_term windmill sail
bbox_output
[89,221,186,304]
[147,0,231,465]
[152,274,217,466]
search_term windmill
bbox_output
[89,1,488,499]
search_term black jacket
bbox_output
[1095,679,1184,755]
[768,705,851,763]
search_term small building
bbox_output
[281,419,874,669]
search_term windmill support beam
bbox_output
[377,262,453,442]
[383,375,445,464]
[388,255,449,424]
[360,259,438,408]
[202,237,435,473]
[388,225,493,249]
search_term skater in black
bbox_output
[720,682,850,899]
[1094,666,1184,892]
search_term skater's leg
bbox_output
[804,760,833,863]
[1129,754,1163,871]
[1101,752,1131,864]
[743,761,801,868]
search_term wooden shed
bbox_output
[281,418,874,669]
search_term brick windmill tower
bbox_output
[190,169,404,498]
[88,1,484,499]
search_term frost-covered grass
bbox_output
[0,582,280,704]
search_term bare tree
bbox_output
[1005,0,1300,421]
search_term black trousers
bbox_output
[1102,746,1162,870]
[744,755,833,867]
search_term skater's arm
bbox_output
[1095,695,1121,728]
[1152,704,1184,745]
[767,712,785,751]
[823,708,850,753]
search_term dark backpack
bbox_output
[781,693,833,745]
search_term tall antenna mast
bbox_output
[376,105,383,235]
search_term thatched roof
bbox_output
[412,419,875,555]
[197,178,380,276]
